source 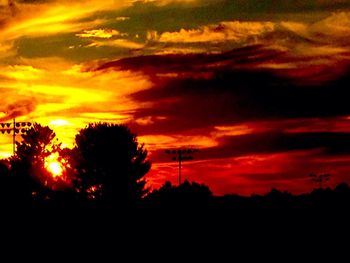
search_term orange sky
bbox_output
[2,0,350,195]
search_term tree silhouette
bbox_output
[0,160,12,204]
[9,123,68,203]
[70,123,151,206]
[146,180,212,208]
[0,160,9,177]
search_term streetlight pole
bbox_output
[309,173,331,189]
[13,118,15,155]
[165,148,199,185]
[0,118,32,155]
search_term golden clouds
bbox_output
[75,28,145,50]
[145,12,350,62]
[278,12,350,47]
[1,65,43,80]
[148,12,350,72]
[0,60,152,150]
[0,0,132,59]
[311,12,350,40]
[85,39,144,49]
[3,5,105,39]
[76,29,127,39]
[152,21,275,43]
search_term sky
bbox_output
[1,0,350,195]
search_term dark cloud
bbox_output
[150,131,350,163]
[128,0,350,16]
[238,0,350,13]
[97,46,350,136]
[97,45,283,73]
[0,99,37,121]
[204,132,350,159]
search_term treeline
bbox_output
[0,122,350,212]
[146,180,350,211]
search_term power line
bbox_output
[0,118,32,155]
[165,148,199,185]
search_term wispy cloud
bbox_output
[76,29,127,39]
[85,39,144,49]
[144,12,350,59]
[0,0,132,58]
[152,21,275,43]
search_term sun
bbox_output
[45,153,64,178]
[47,161,63,177]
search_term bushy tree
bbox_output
[70,123,151,205]
[9,123,67,202]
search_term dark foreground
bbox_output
[2,195,349,260]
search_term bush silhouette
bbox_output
[70,123,151,206]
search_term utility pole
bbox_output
[0,119,32,155]
[309,173,331,189]
[165,148,199,185]
[13,118,15,155]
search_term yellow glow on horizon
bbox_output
[49,119,70,126]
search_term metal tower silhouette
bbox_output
[165,148,199,185]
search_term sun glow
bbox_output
[49,119,70,126]
[45,153,64,178]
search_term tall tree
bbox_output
[10,123,67,202]
[71,123,151,205]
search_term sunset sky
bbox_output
[2,0,350,195]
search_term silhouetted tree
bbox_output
[0,160,9,177]
[334,182,350,195]
[0,160,12,204]
[9,123,67,203]
[70,123,151,206]
[264,188,293,209]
